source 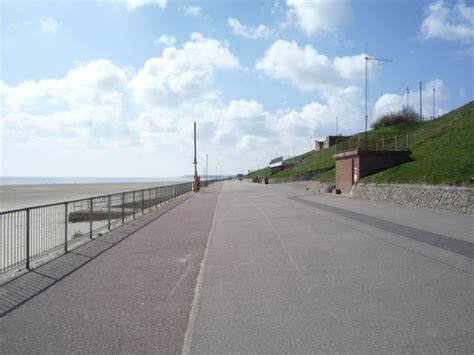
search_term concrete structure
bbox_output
[324,135,348,149]
[314,136,348,151]
[334,150,411,193]
[314,141,324,150]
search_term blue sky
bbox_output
[1,0,473,177]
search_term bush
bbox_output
[372,105,419,129]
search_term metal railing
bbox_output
[335,132,409,154]
[0,181,215,274]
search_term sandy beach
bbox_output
[0,181,185,212]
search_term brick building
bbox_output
[333,133,411,193]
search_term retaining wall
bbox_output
[305,181,335,193]
[351,183,473,214]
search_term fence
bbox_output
[335,132,409,154]
[0,181,217,274]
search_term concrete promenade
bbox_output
[1,181,473,353]
[185,181,473,353]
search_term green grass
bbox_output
[362,101,474,186]
[245,166,271,179]
[269,146,336,179]
[244,101,474,186]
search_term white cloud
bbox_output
[228,18,272,39]
[129,33,239,107]
[286,0,350,36]
[179,5,203,17]
[1,59,129,141]
[1,54,367,175]
[420,0,474,42]
[374,79,447,119]
[154,34,176,46]
[126,84,366,173]
[124,0,167,10]
[40,17,58,32]
[255,40,377,91]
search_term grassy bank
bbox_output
[244,101,474,186]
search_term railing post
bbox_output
[383,134,385,149]
[64,203,68,253]
[149,189,152,211]
[26,208,30,270]
[395,136,398,150]
[155,187,158,208]
[133,191,136,219]
[141,190,144,215]
[122,193,125,223]
[107,195,111,230]
[89,198,93,239]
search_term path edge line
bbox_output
[181,189,220,355]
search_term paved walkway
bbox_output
[184,181,473,353]
[0,184,220,354]
[1,181,473,353]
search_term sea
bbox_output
[0,176,192,186]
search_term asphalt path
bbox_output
[184,181,473,354]
[0,183,220,354]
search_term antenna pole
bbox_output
[419,82,423,121]
[364,54,392,148]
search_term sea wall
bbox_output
[351,183,473,214]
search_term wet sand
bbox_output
[0,181,186,212]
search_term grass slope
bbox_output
[244,101,474,186]
[362,101,474,186]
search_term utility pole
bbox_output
[193,121,198,191]
[419,82,423,121]
[310,136,312,151]
[206,154,208,186]
[433,87,435,120]
[365,54,392,147]
[336,116,338,136]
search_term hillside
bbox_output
[245,101,474,186]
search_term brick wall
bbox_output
[336,156,356,193]
[334,150,411,194]
[358,151,411,177]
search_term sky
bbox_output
[1,0,473,177]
